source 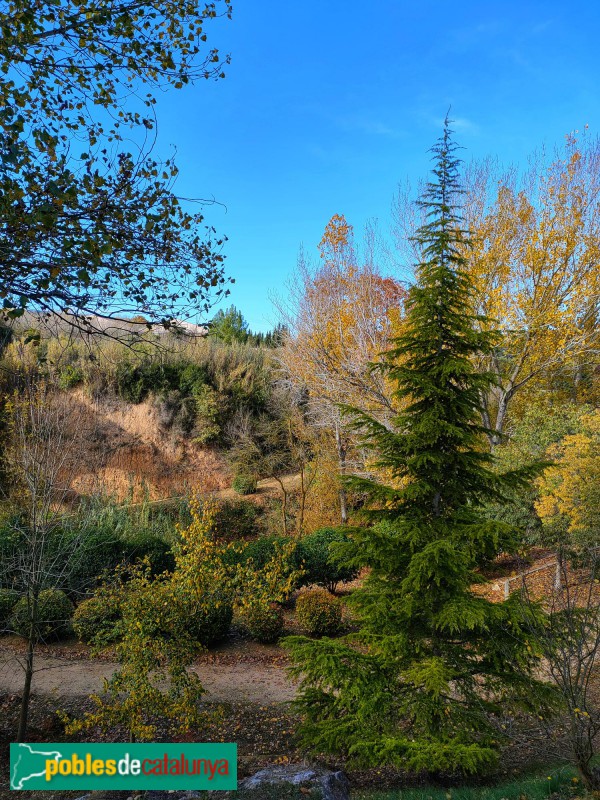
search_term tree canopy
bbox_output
[208,305,250,344]
[464,134,600,441]
[0,0,232,333]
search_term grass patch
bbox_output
[354,768,584,800]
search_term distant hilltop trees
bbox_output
[207,305,287,348]
[2,307,285,349]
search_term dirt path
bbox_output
[213,472,301,502]
[0,643,297,705]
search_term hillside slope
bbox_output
[64,389,232,501]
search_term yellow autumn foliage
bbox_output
[536,409,600,548]
[463,134,600,438]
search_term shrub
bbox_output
[0,522,24,588]
[115,362,148,403]
[232,473,257,495]
[11,589,74,641]
[297,528,358,592]
[212,500,261,542]
[178,363,209,395]
[72,595,122,646]
[58,365,84,389]
[241,603,284,644]
[115,361,180,404]
[122,532,175,576]
[65,529,125,594]
[187,593,233,646]
[295,588,342,637]
[192,384,222,444]
[242,535,299,570]
[0,588,19,631]
[175,395,199,436]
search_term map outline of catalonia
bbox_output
[11,743,63,789]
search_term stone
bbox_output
[233,763,350,800]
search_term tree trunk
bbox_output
[574,738,598,790]
[339,485,348,526]
[298,466,306,536]
[482,387,513,449]
[274,477,289,536]
[334,420,348,525]
[17,612,37,742]
[490,392,510,448]
[554,555,563,591]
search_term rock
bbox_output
[79,765,349,800]
[232,763,350,800]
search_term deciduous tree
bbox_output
[394,133,600,444]
[278,215,406,523]
[0,0,232,333]
[535,408,600,551]
[2,383,95,741]
[519,548,600,789]
[464,135,600,442]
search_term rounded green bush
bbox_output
[243,535,298,569]
[115,362,147,403]
[122,532,175,576]
[232,474,257,495]
[66,529,125,594]
[295,588,342,637]
[241,603,284,644]
[0,588,19,632]
[115,361,180,404]
[187,593,233,646]
[178,364,209,395]
[297,527,358,592]
[11,589,74,642]
[72,595,122,646]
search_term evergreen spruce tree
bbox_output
[286,119,550,776]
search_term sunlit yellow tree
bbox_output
[462,133,600,443]
[536,408,600,550]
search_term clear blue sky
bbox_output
[153,0,599,332]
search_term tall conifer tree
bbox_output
[286,119,549,775]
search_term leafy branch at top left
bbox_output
[0,0,233,334]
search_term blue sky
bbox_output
[154,0,599,332]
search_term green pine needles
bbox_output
[285,119,550,777]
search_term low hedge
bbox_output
[243,535,298,569]
[72,595,122,646]
[297,527,358,592]
[232,474,257,495]
[240,603,284,644]
[295,588,342,637]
